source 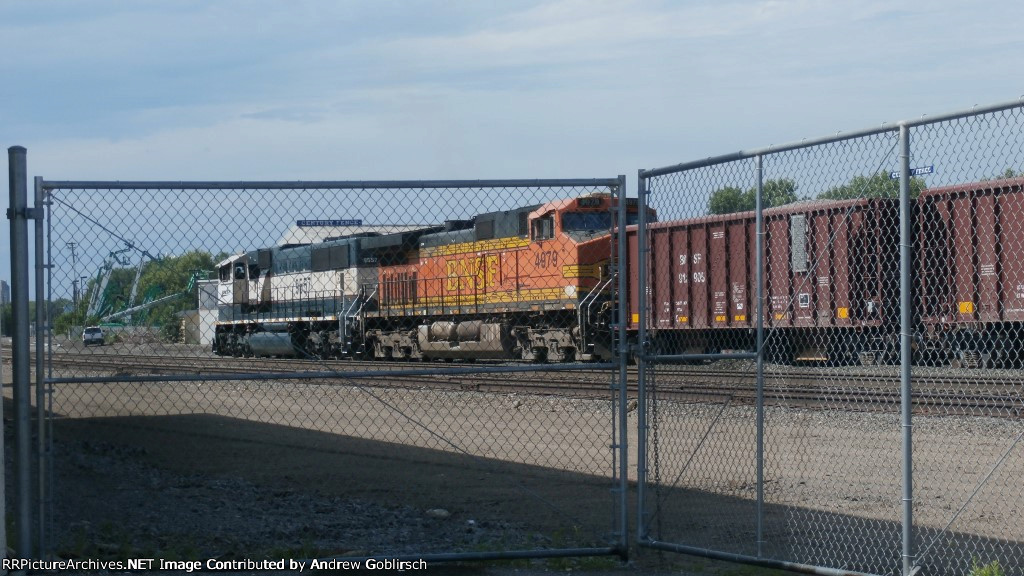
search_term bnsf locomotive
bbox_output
[213,192,642,362]
[215,176,1024,368]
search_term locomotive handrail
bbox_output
[339,293,363,355]
[578,274,615,356]
[355,285,379,351]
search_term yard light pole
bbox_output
[66,242,78,305]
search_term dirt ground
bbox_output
[0,350,731,575]
[3,342,1023,575]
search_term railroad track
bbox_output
[12,347,1024,418]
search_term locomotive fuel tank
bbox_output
[417,321,513,359]
[247,324,298,357]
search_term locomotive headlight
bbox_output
[565,285,577,298]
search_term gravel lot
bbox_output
[3,346,1023,575]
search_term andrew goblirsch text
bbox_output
[2,557,428,572]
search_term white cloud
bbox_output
[5,0,1024,285]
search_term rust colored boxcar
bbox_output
[629,197,900,363]
[764,198,900,363]
[917,176,1024,367]
[628,212,757,354]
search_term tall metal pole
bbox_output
[898,124,915,576]
[635,171,649,541]
[66,242,77,306]
[755,155,766,558]
[34,176,47,557]
[8,145,34,558]
[615,174,629,555]
[0,183,7,576]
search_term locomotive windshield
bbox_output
[562,211,640,235]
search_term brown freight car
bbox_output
[917,176,1024,368]
[629,197,901,364]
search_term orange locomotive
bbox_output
[368,192,640,361]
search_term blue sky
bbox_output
[4,0,1024,288]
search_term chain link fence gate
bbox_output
[8,161,634,566]
[635,99,1024,576]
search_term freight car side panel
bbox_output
[792,213,814,327]
[767,217,792,326]
[830,210,851,326]
[919,196,955,323]
[671,227,690,328]
[710,223,729,326]
[690,227,710,328]
[810,211,826,326]
[728,220,750,325]
[975,194,1000,322]
[747,219,757,327]
[999,190,1024,320]
[653,228,673,328]
[951,195,978,322]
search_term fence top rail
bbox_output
[639,96,1024,179]
[39,177,623,191]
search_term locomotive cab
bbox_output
[529,193,646,245]
[216,253,249,311]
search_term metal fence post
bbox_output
[755,155,765,559]
[634,171,648,542]
[34,175,47,558]
[8,146,34,559]
[615,174,629,556]
[898,123,915,576]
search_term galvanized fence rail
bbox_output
[5,162,632,566]
[636,99,1024,576]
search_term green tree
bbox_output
[981,168,1020,181]
[707,186,747,215]
[763,178,798,208]
[51,249,215,341]
[818,172,926,200]
[708,178,798,215]
[135,250,216,340]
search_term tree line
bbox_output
[706,171,940,215]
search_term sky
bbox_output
[3,0,1024,289]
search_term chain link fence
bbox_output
[636,101,1024,576]
[7,169,632,565]
[9,100,1024,574]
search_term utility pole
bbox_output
[66,242,78,306]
